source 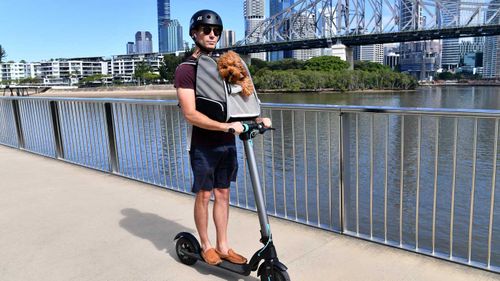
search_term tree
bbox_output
[159,54,182,83]
[134,61,153,85]
[249,58,268,74]
[144,72,161,84]
[438,72,454,80]
[354,61,391,72]
[80,74,108,86]
[268,58,306,71]
[304,56,349,72]
[0,45,6,63]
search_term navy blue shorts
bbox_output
[189,144,238,193]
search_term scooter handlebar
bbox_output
[242,122,275,134]
[227,122,275,135]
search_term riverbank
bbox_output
[33,85,410,99]
[36,85,177,99]
[259,88,416,94]
[422,80,500,86]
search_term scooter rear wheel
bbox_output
[260,266,290,281]
[175,237,198,265]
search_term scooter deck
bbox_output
[181,250,252,275]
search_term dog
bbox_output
[217,51,254,97]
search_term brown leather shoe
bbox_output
[216,249,247,264]
[201,248,222,265]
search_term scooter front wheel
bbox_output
[260,266,290,281]
[175,237,198,265]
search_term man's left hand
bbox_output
[255,117,272,128]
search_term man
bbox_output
[174,10,271,266]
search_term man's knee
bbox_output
[213,188,230,201]
[196,190,212,204]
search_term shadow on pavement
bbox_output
[119,208,259,281]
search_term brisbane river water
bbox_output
[259,86,500,266]
[258,85,500,110]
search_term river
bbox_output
[258,86,500,110]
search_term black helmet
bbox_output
[189,9,223,37]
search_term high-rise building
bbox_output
[483,0,500,78]
[270,0,294,17]
[219,30,236,48]
[269,0,294,61]
[291,13,321,60]
[135,32,153,54]
[161,19,184,53]
[157,0,183,53]
[157,0,170,29]
[244,0,266,60]
[440,0,460,70]
[158,0,170,53]
[384,44,400,70]
[126,42,135,55]
[354,45,384,64]
[399,0,440,79]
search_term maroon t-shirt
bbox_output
[174,56,235,147]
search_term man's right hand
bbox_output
[225,122,244,135]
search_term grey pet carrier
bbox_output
[193,54,261,122]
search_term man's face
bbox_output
[194,25,221,50]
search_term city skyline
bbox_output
[0,0,248,62]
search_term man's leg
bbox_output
[194,190,213,251]
[213,187,247,264]
[213,188,230,253]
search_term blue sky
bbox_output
[0,0,257,62]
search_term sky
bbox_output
[0,0,257,62]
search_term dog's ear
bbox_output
[219,68,229,79]
[240,77,254,96]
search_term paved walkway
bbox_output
[0,145,499,281]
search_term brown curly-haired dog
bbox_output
[217,51,254,96]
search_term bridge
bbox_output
[1,96,500,279]
[219,0,500,54]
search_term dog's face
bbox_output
[219,65,243,83]
[217,51,254,96]
[218,51,248,83]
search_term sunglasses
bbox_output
[200,26,222,37]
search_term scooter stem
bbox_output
[243,139,271,240]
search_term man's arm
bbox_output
[177,87,244,133]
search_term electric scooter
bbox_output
[174,122,290,281]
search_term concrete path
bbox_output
[0,145,498,281]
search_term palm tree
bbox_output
[0,45,6,63]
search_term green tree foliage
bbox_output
[0,45,6,63]
[437,72,454,80]
[354,61,391,72]
[304,56,349,72]
[143,72,161,84]
[249,58,306,74]
[253,58,418,92]
[249,58,268,74]
[80,74,108,86]
[268,58,306,71]
[19,77,42,84]
[134,61,153,85]
[159,54,182,83]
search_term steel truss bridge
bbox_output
[220,0,500,54]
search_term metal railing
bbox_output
[0,96,498,273]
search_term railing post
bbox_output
[49,101,64,159]
[339,111,352,234]
[104,103,118,173]
[11,99,25,149]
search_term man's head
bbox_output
[189,10,223,52]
